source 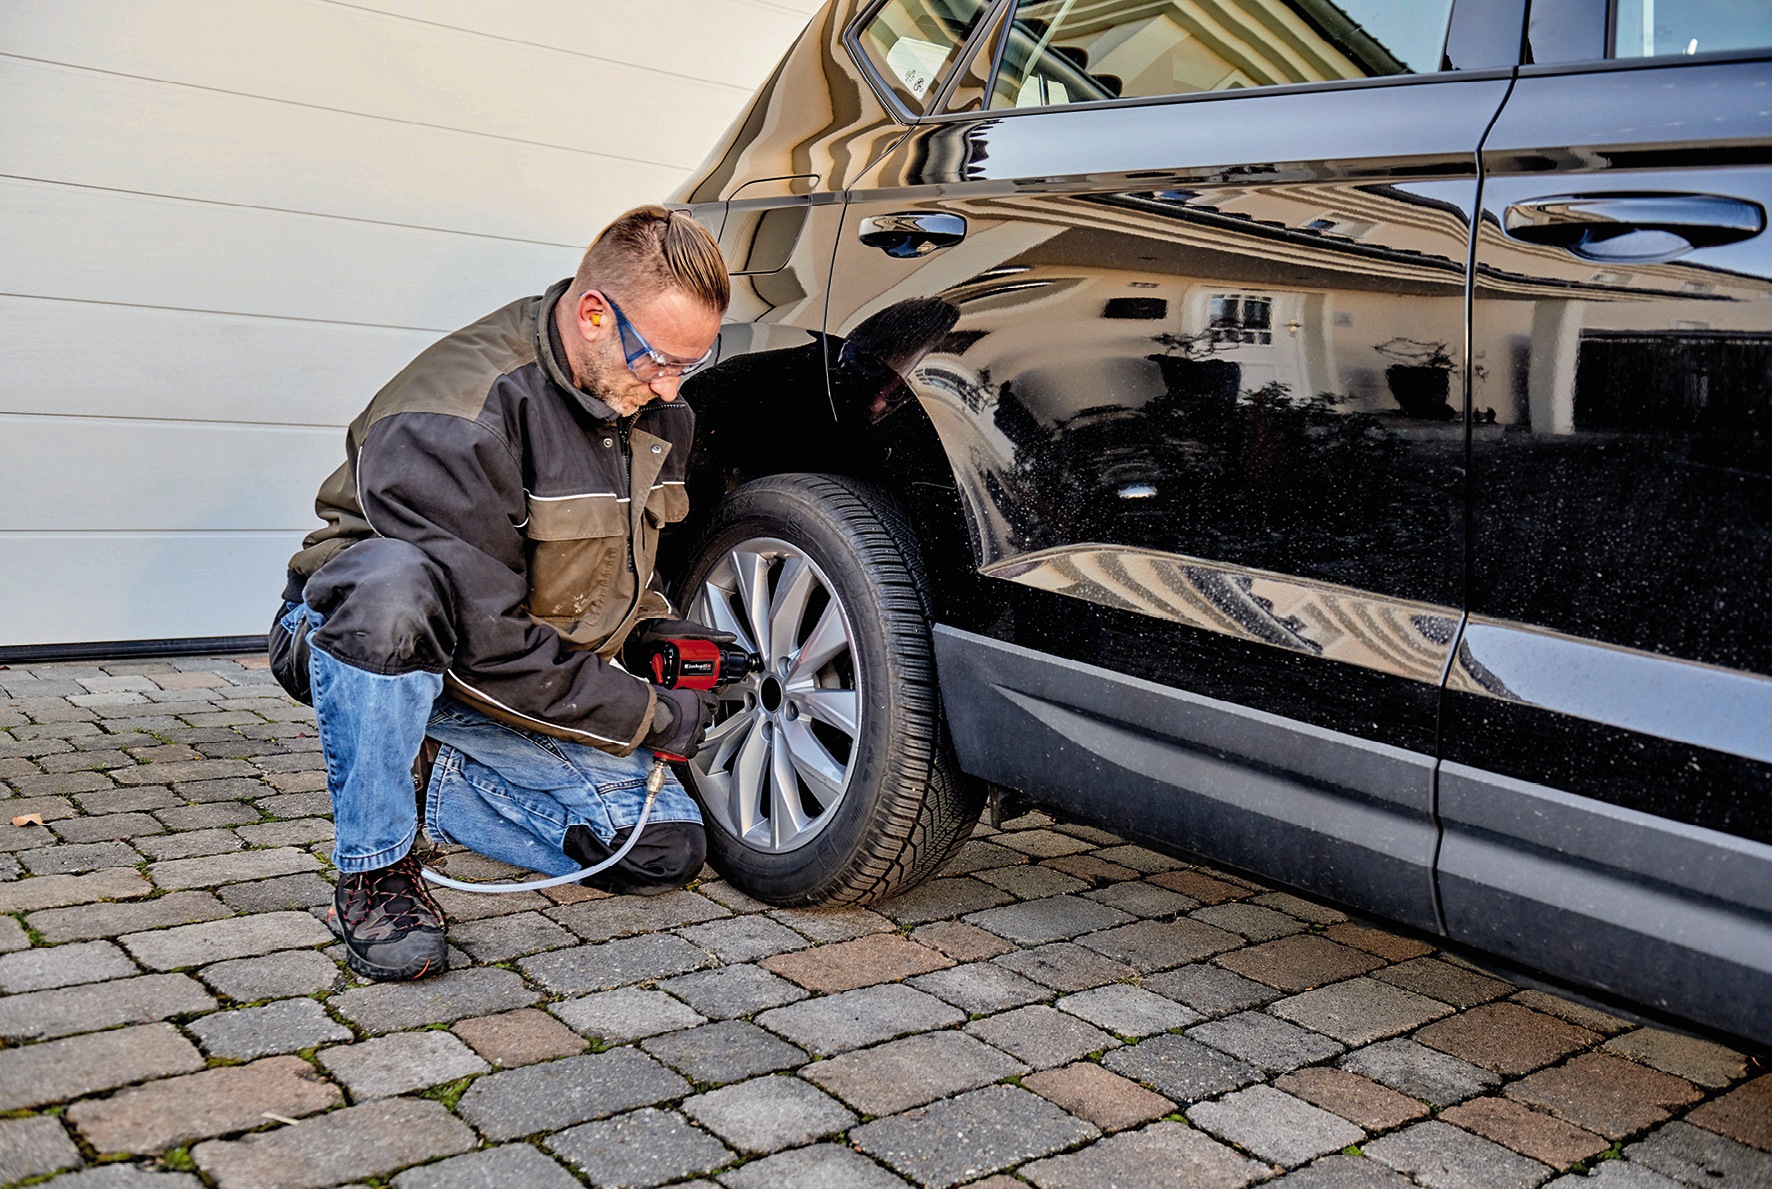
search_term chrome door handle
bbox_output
[1503,192,1764,260]
[857,212,967,258]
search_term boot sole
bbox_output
[327,907,444,981]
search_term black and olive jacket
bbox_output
[286,278,691,754]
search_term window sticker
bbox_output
[887,36,951,99]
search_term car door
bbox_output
[1444,0,1772,1041]
[825,0,1523,927]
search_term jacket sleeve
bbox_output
[355,409,658,752]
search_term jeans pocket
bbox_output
[268,602,314,705]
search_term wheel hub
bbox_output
[759,675,784,713]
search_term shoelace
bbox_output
[348,855,443,932]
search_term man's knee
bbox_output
[564,821,707,896]
[304,539,456,674]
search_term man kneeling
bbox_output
[269,207,728,980]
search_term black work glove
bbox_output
[644,684,718,760]
[625,616,737,666]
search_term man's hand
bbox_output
[644,684,718,760]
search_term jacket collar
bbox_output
[536,277,623,423]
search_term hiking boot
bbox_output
[328,852,447,980]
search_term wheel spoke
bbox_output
[728,713,772,841]
[789,601,849,682]
[698,580,756,655]
[701,705,756,771]
[791,688,859,736]
[729,551,774,661]
[767,556,817,662]
[770,727,812,849]
[781,719,847,804]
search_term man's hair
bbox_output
[574,205,729,313]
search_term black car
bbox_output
[662,0,1772,1049]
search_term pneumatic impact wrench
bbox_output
[420,632,760,894]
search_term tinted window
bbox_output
[987,0,1456,108]
[1613,0,1772,58]
[857,0,994,112]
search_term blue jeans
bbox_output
[279,601,702,876]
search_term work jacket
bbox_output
[286,278,691,754]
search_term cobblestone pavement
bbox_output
[2,655,1768,1189]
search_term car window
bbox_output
[986,0,1457,109]
[1612,0,1772,58]
[856,0,996,113]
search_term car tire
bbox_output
[675,472,982,905]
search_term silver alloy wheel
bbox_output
[688,536,862,853]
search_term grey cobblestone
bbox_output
[875,874,1016,923]
[974,863,1090,899]
[657,963,809,1019]
[186,996,351,1059]
[966,1003,1120,1069]
[0,1115,82,1184]
[50,812,165,843]
[964,894,1135,944]
[30,889,231,942]
[547,888,728,942]
[1189,1084,1364,1167]
[455,1047,691,1141]
[551,985,707,1042]
[192,1097,475,1189]
[137,827,245,861]
[331,966,538,1032]
[391,1144,581,1189]
[1193,902,1310,941]
[1625,1120,1772,1186]
[766,905,895,942]
[0,971,215,1041]
[148,846,319,889]
[448,909,576,961]
[685,1074,856,1153]
[642,1018,808,1085]
[216,872,333,912]
[803,1029,1027,1116]
[720,1144,907,1189]
[1188,1010,1345,1072]
[1339,1037,1502,1107]
[1080,917,1244,972]
[1021,1121,1270,1189]
[121,909,332,969]
[852,1084,1099,1188]
[1364,1120,1550,1189]
[995,941,1138,991]
[546,1107,732,1187]
[74,786,179,814]
[152,802,259,831]
[1102,1033,1263,1103]
[21,839,143,874]
[319,1030,490,1099]
[1085,880,1197,919]
[757,983,965,1056]
[520,934,713,993]
[908,959,1052,1014]
[1058,983,1202,1038]
[674,913,810,963]
[0,938,137,992]
[198,949,342,1001]
[1271,977,1454,1044]
[0,1022,206,1110]
[1274,1155,1416,1187]
[111,759,257,786]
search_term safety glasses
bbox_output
[592,291,715,382]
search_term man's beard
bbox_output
[580,350,654,419]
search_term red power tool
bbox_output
[636,635,761,786]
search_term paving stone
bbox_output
[154,802,259,831]
[1078,917,1246,974]
[1058,983,1201,1038]
[965,1003,1119,1069]
[0,864,150,914]
[1506,1051,1703,1139]
[767,906,897,943]
[1416,1002,1599,1076]
[1101,1033,1263,1103]
[137,828,245,861]
[112,759,257,786]
[216,872,333,913]
[236,818,332,848]
[0,915,27,951]
[686,1074,857,1153]
[1274,1066,1431,1131]
[148,846,318,889]
[0,1116,82,1184]
[1442,1097,1610,1170]
[1543,1163,1685,1189]
[995,941,1138,991]
[1084,880,1197,918]
[973,864,1089,900]
[1508,990,1632,1036]
[964,894,1134,945]
[907,959,1051,1014]
[331,966,538,1032]
[253,792,330,819]
[426,886,549,923]
[187,996,351,1059]
[0,820,56,853]
[762,933,952,993]
[1339,1037,1500,1107]
[874,875,1017,924]
[455,1047,691,1141]
[319,1030,490,1099]
[51,812,165,844]
[199,949,342,1001]
[192,1097,475,1189]
[755,982,964,1056]
[1188,1009,1344,1072]
[391,1143,581,1189]
[994,828,1095,859]
[1043,853,1141,884]
[1022,1061,1176,1132]
[1092,844,1183,872]
[1271,976,1453,1044]
[1273,1155,1416,1187]
[1144,962,1279,1017]
[657,963,809,1019]
[175,778,273,803]
[30,890,231,942]
[0,971,215,1041]
[1626,1120,1772,1186]
[851,1084,1098,1188]
[804,1029,1027,1116]
[0,938,136,992]
[1193,902,1309,942]
[0,1021,206,1110]
[1190,1083,1365,1167]
[722,1143,907,1188]
[519,934,713,993]
[68,1054,342,1154]
[1216,934,1386,992]
[1364,1120,1552,1189]
[73,787,179,815]
[1373,956,1514,1007]
[548,1106,734,1189]
[1027,1123,1262,1189]
[1688,1073,1772,1153]
[452,1007,586,1067]
[642,1018,809,1085]
[1603,1027,1749,1089]
[446,909,576,961]
[552,986,707,1042]
[10,772,114,799]
[21,839,143,874]
[547,889,728,942]
[675,914,811,963]
[121,909,332,970]
[939,839,1030,874]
